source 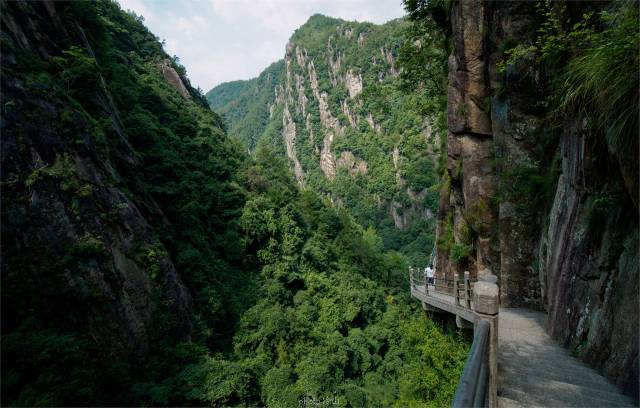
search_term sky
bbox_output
[117,0,407,92]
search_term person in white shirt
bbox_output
[425,265,434,285]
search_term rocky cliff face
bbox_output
[437,0,638,397]
[269,18,414,193]
[1,2,243,403]
[159,58,192,99]
[208,14,446,264]
[2,0,194,361]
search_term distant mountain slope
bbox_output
[207,79,253,110]
[207,14,447,264]
[207,60,284,150]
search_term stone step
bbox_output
[499,362,624,396]
[499,384,634,408]
[498,341,590,361]
[498,349,592,372]
[498,395,535,408]
[499,372,635,407]
[499,337,566,350]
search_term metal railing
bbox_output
[452,319,490,407]
[455,275,499,408]
[409,267,499,408]
[409,266,426,288]
[409,267,499,407]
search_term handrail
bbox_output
[409,267,499,408]
[411,276,478,286]
[409,268,477,309]
[452,319,490,407]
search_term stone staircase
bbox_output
[498,308,636,408]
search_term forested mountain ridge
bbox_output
[1,1,468,406]
[208,14,448,266]
[206,60,284,151]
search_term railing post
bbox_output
[424,267,429,295]
[464,271,471,309]
[453,273,459,306]
[410,267,416,290]
[473,273,499,408]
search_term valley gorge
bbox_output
[1,0,638,406]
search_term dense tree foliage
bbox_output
[2,0,247,404]
[490,0,639,216]
[170,146,468,407]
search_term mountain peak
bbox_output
[304,13,344,26]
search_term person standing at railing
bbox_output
[425,265,434,285]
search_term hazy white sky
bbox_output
[117,0,406,91]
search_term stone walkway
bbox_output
[411,284,475,323]
[498,308,635,407]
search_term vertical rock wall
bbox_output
[539,125,639,397]
[489,2,547,309]
[437,0,498,286]
[438,0,638,397]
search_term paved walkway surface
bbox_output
[411,284,475,322]
[414,284,456,303]
[498,308,635,408]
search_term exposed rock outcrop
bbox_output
[295,73,307,116]
[341,100,357,127]
[328,37,343,87]
[345,69,362,98]
[380,46,398,77]
[295,46,307,68]
[389,189,433,230]
[218,15,438,241]
[1,1,194,366]
[358,32,366,47]
[282,104,304,183]
[305,113,316,148]
[538,126,638,396]
[159,59,191,99]
[366,112,381,133]
[392,146,403,185]
[320,132,336,179]
[437,0,498,285]
[336,150,367,177]
[343,26,354,40]
[308,60,341,133]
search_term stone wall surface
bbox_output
[438,0,638,398]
